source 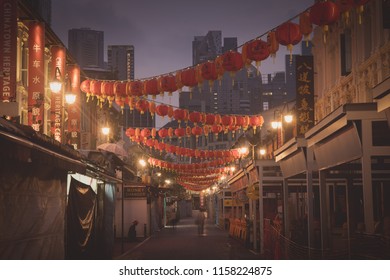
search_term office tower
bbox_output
[68,28,104,69]
[192,31,223,65]
[107,45,135,81]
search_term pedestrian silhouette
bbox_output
[196,209,206,235]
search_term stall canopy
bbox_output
[0,118,86,259]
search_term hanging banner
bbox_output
[66,64,81,149]
[50,46,66,143]
[28,22,45,132]
[295,55,314,136]
[0,0,17,102]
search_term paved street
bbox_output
[116,216,260,260]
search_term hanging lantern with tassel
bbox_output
[299,10,313,47]
[309,0,340,43]
[276,21,302,63]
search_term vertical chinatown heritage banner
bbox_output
[28,22,45,132]
[295,56,314,136]
[67,65,81,149]
[0,0,17,102]
[50,46,66,143]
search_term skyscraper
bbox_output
[192,31,223,65]
[107,45,135,81]
[68,28,104,69]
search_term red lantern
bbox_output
[175,70,183,93]
[156,104,169,118]
[168,127,174,139]
[174,127,185,139]
[249,115,264,133]
[203,125,210,136]
[214,55,225,84]
[125,128,135,138]
[221,51,243,84]
[128,96,136,111]
[166,144,175,154]
[80,79,91,100]
[211,124,222,138]
[205,114,216,125]
[158,142,166,152]
[141,128,151,138]
[242,39,270,74]
[89,80,102,101]
[128,80,143,97]
[276,21,302,61]
[221,115,234,133]
[101,81,115,106]
[191,126,203,139]
[242,116,250,131]
[145,138,155,149]
[158,75,177,96]
[168,106,174,120]
[149,101,156,119]
[267,31,279,60]
[158,128,168,140]
[189,111,202,126]
[135,99,149,114]
[201,61,218,91]
[310,1,340,43]
[143,78,159,99]
[151,128,157,139]
[180,68,198,88]
[173,109,186,125]
[299,11,313,46]
[186,126,192,138]
[114,82,127,110]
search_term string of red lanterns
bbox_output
[79,1,372,103]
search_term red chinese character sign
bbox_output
[296,56,314,136]
[50,46,66,143]
[67,65,81,149]
[28,22,45,132]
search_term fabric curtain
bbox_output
[66,177,96,259]
[0,160,67,259]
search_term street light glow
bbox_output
[101,127,110,135]
[259,148,266,156]
[139,159,147,167]
[271,121,282,129]
[284,114,293,123]
[65,93,76,104]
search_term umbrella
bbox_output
[97,142,128,158]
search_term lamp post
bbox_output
[50,67,78,144]
[271,106,294,150]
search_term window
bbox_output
[263,101,269,111]
[340,29,352,76]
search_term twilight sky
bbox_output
[51,0,314,80]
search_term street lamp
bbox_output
[49,67,62,93]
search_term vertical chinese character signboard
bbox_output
[296,56,314,136]
[28,22,45,132]
[67,65,81,149]
[50,46,66,143]
[0,0,17,102]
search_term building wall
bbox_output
[313,0,390,122]
[107,45,135,81]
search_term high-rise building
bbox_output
[68,28,104,69]
[107,45,135,81]
[192,31,223,65]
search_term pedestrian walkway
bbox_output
[115,216,260,260]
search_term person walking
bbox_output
[196,209,206,235]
